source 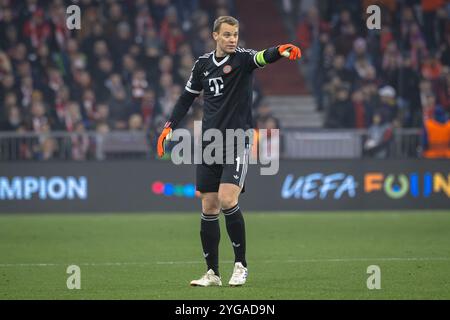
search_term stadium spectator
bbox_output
[1,105,22,131]
[106,74,132,130]
[159,6,185,55]
[115,22,135,63]
[48,0,71,51]
[130,69,149,105]
[95,103,114,130]
[295,6,329,53]
[408,25,429,72]
[34,123,57,161]
[254,104,280,130]
[422,93,440,123]
[422,105,450,158]
[346,38,374,73]
[377,85,399,127]
[0,73,16,104]
[332,9,358,58]
[22,8,51,49]
[315,42,335,110]
[363,113,393,159]
[257,116,281,164]
[381,41,402,90]
[150,0,171,28]
[0,50,13,76]
[437,68,450,112]
[440,33,450,67]
[19,75,34,109]
[3,92,19,111]
[52,85,70,130]
[397,55,422,127]
[252,105,282,161]
[27,100,49,133]
[327,55,355,88]
[128,113,144,131]
[420,79,434,109]
[176,52,195,84]
[398,6,419,50]
[63,101,83,132]
[421,54,443,82]
[351,89,369,129]
[80,89,97,124]
[135,1,155,43]
[104,2,128,45]
[139,88,159,129]
[71,121,90,160]
[421,0,445,52]
[325,84,354,128]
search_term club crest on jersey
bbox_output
[223,65,232,74]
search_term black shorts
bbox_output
[196,143,251,194]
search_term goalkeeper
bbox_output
[157,16,301,287]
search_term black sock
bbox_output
[200,213,220,276]
[223,204,247,268]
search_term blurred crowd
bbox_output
[2,0,448,160]
[0,0,254,160]
[285,0,450,157]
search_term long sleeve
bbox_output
[166,59,203,129]
[244,46,283,71]
[167,90,197,129]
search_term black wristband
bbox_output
[263,46,283,63]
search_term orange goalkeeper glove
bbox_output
[278,44,302,60]
[157,122,173,158]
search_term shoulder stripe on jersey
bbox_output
[190,60,199,71]
[185,86,201,94]
[236,47,256,53]
[199,51,214,59]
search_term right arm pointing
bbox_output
[157,60,203,157]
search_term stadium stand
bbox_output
[0,0,449,160]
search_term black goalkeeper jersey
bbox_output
[184,47,264,134]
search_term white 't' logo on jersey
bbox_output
[209,77,224,96]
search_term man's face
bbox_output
[213,23,238,54]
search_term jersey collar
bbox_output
[212,52,230,67]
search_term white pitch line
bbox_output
[0,262,154,267]
[0,257,449,268]
[156,260,234,265]
[281,257,450,263]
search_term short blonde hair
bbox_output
[213,16,239,33]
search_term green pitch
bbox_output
[0,211,449,300]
